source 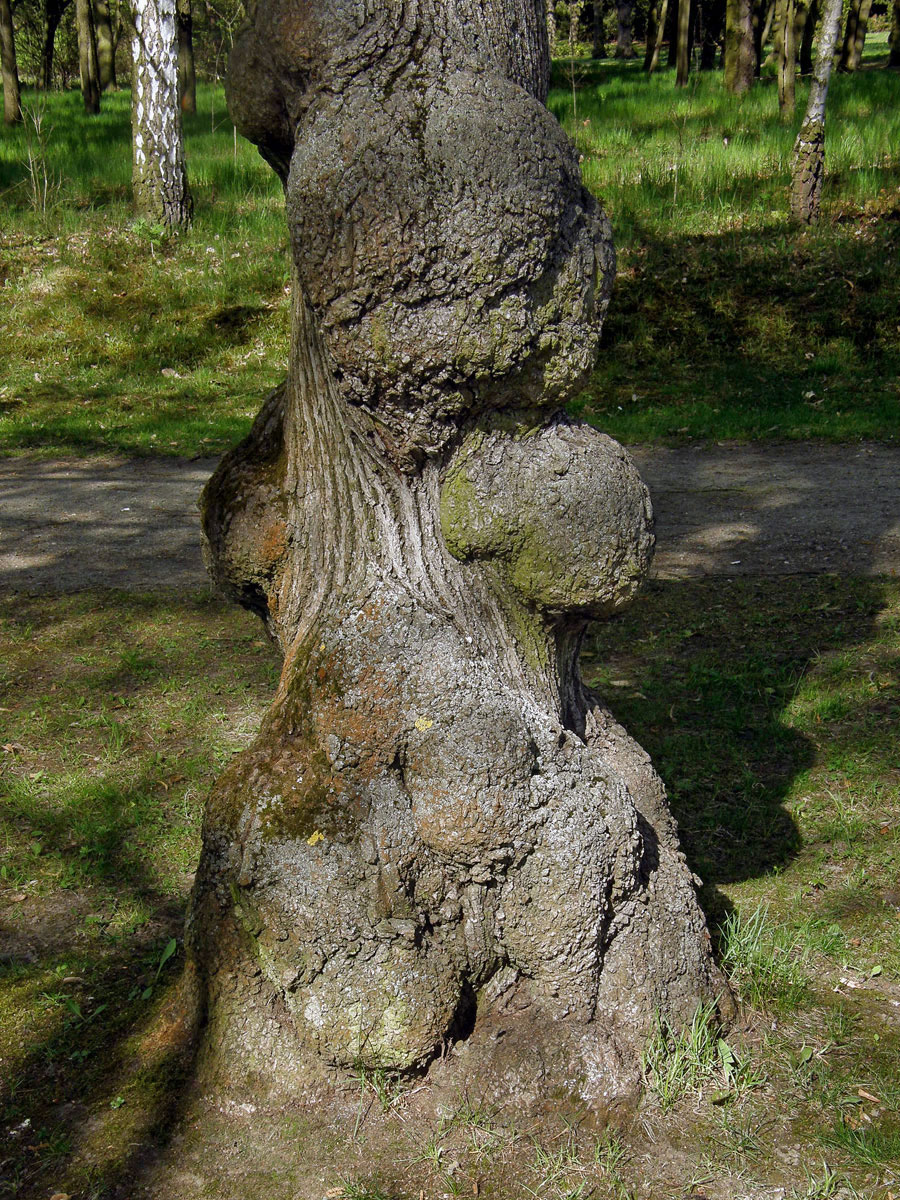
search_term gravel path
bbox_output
[0,443,898,593]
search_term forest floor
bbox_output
[1,441,898,593]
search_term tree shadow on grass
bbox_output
[582,575,893,924]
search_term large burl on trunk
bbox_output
[188,0,727,1110]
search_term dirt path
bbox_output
[0,442,898,593]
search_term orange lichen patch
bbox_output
[261,519,288,565]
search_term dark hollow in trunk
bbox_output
[188,0,728,1110]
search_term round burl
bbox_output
[189,0,728,1111]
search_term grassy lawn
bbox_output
[1,46,898,458]
[1,580,898,1197]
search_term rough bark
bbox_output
[177,0,196,112]
[838,0,872,71]
[892,0,900,69]
[189,0,727,1108]
[0,0,20,124]
[725,0,755,90]
[76,0,101,113]
[790,0,843,223]
[93,0,116,89]
[615,0,636,56]
[776,0,796,113]
[131,0,192,228]
[645,0,670,70]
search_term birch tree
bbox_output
[131,0,192,228]
[790,0,844,223]
[184,0,727,1104]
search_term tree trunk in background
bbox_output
[93,0,116,88]
[645,0,670,70]
[131,0,192,227]
[725,0,755,90]
[799,0,817,72]
[838,0,872,71]
[592,0,606,56]
[755,0,774,66]
[676,0,692,80]
[615,0,636,56]
[790,0,843,222]
[177,0,196,112]
[187,0,728,1106]
[547,0,557,50]
[776,0,796,113]
[0,0,21,124]
[41,0,70,88]
[891,0,900,68]
[76,0,101,113]
[700,0,726,68]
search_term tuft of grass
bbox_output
[718,904,812,1011]
[640,1001,759,1110]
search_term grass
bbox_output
[2,577,898,1197]
[1,50,898,457]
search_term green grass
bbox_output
[2,55,899,458]
[2,578,898,1196]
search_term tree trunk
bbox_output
[891,0,900,69]
[131,0,192,228]
[676,0,692,81]
[755,0,775,65]
[592,0,605,56]
[177,0,196,112]
[41,0,69,88]
[188,0,728,1106]
[0,0,21,124]
[790,0,843,223]
[776,0,796,113]
[615,0,636,56]
[799,0,817,73]
[76,0,101,113]
[93,0,116,88]
[725,0,755,90]
[645,0,670,70]
[838,0,872,71]
[547,0,557,50]
[699,0,727,68]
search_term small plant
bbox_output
[789,1162,858,1199]
[334,1179,395,1200]
[20,98,61,218]
[641,1002,760,1110]
[718,905,811,1010]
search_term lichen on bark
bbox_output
[188,0,727,1111]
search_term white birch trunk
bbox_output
[131,0,192,228]
[789,0,843,223]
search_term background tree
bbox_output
[186,0,726,1103]
[799,0,817,73]
[775,0,796,113]
[131,0,192,227]
[725,0,755,91]
[40,0,72,88]
[838,0,872,72]
[93,0,116,88]
[1,0,21,123]
[699,0,727,69]
[177,0,195,112]
[675,0,693,82]
[616,0,637,56]
[790,0,844,223]
[891,0,900,69]
[75,0,101,112]
[645,0,670,70]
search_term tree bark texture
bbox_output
[189,0,726,1108]
[0,0,21,124]
[838,0,872,71]
[645,0,670,70]
[725,0,755,90]
[76,0,101,113]
[177,0,196,112]
[676,0,692,81]
[790,0,843,222]
[131,0,192,228]
[93,0,117,89]
[776,0,796,113]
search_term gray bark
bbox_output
[725,0,755,90]
[131,0,192,228]
[790,0,843,223]
[76,0,101,113]
[0,0,20,124]
[189,0,727,1106]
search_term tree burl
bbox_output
[187,0,727,1111]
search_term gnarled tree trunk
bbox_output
[188,0,726,1108]
[790,0,844,223]
[0,0,21,124]
[131,0,192,227]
